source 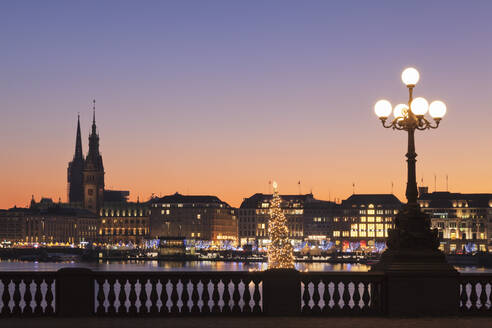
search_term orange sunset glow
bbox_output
[1,1,491,209]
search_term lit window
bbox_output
[197,214,201,219]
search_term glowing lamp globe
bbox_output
[374,99,392,118]
[410,97,429,116]
[429,100,447,119]
[393,104,408,119]
[401,67,420,86]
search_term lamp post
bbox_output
[372,67,453,271]
[371,68,458,316]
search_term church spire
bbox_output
[86,98,103,170]
[74,113,83,160]
[91,99,97,135]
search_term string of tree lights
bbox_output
[267,181,295,269]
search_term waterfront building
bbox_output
[149,193,237,243]
[335,194,402,251]
[0,206,98,245]
[99,200,151,246]
[303,199,339,243]
[238,193,331,247]
[418,190,492,253]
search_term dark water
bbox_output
[1,259,491,272]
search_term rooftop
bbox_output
[152,193,230,207]
[341,194,403,207]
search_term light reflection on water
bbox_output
[0,260,490,272]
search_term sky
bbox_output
[0,0,491,208]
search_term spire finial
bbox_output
[92,99,96,124]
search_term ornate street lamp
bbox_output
[372,67,453,272]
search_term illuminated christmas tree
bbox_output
[267,181,295,269]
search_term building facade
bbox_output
[335,194,402,251]
[418,191,492,253]
[303,200,339,242]
[149,193,237,243]
[99,201,150,245]
[238,193,333,246]
[0,206,98,245]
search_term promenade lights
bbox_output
[374,67,446,206]
[372,67,449,269]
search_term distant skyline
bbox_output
[1,1,491,209]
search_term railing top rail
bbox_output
[458,273,492,278]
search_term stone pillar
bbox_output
[262,268,300,316]
[385,271,458,316]
[56,268,94,316]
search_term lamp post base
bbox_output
[371,205,459,316]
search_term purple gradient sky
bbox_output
[1,1,491,208]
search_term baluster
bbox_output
[221,279,231,313]
[312,278,321,313]
[139,277,149,314]
[95,277,106,315]
[44,277,54,315]
[211,278,220,313]
[23,278,33,315]
[333,281,341,311]
[118,278,128,314]
[33,278,43,315]
[190,278,200,313]
[301,279,311,313]
[486,282,492,310]
[128,278,138,315]
[352,281,362,311]
[252,278,261,313]
[242,278,252,313]
[201,279,210,313]
[170,278,179,313]
[149,277,158,314]
[1,278,11,316]
[181,278,190,313]
[469,281,478,312]
[341,281,351,311]
[361,281,370,312]
[370,281,381,312]
[231,278,241,313]
[479,280,488,312]
[107,277,117,315]
[459,282,467,310]
[11,278,21,315]
[159,278,169,314]
[321,279,332,313]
